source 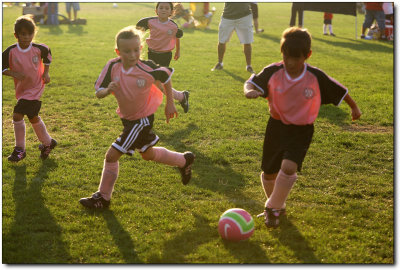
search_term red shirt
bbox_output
[365,3,383,11]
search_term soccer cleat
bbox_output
[79,191,110,209]
[8,146,26,162]
[330,33,336,36]
[256,28,264,34]
[211,62,223,71]
[179,91,190,113]
[360,34,366,39]
[264,207,286,228]
[39,138,57,160]
[246,66,255,74]
[179,151,195,185]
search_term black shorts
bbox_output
[148,50,172,67]
[112,114,159,156]
[324,19,332,24]
[261,117,314,174]
[13,99,42,119]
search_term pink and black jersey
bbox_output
[248,62,348,125]
[136,17,183,52]
[95,58,174,121]
[2,42,52,100]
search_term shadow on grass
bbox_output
[148,213,269,263]
[3,160,72,263]
[67,24,88,35]
[101,209,143,263]
[318,104,349,126]
[40,25,64,35]
[222,69,248,84]
[270,217,321,263]
[313,36,393,53]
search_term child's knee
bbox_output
[262,171,278,181]
[105,147,122,163]
[28,116,40,124]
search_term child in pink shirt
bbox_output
[244,27,361,228]
[2,15,57,162]
[79,26,195,209]
[136,2,190,113]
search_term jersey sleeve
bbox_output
[176,28,183,38]
[136,17,151,30]
[246,64,283,98]
[38,44,52,65]
[308,66,348,106]
[94,59,117,91]
[2,46,13,72]
[152,66,174,84]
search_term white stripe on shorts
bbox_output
[122,118,149,151]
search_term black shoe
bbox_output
[79,192,110,209]
[211,62,223,71]
[246,66,255,74]
[360,34,366,39]
[8,146,26,162]
[39,139,57,160]
[179,151,195,185]
[330,33,336,36]
[180,91,190,113]
[264,207,285,228]
[323,33,328,35]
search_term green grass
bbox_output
[2,3,393,263]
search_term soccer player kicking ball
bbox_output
[79,26,194,209]
[244,27,361,228]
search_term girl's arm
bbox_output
[42,65,50,84]
[244,82,262,99]
[343,93,362,120]
[96,82,118,99]
[174,38,180,60]
[3,69,25,81]
[162,80,178,123]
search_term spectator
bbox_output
[361,2,386,40]
[289,2,304,28]
[251,2,264,34]
[66,2,80,21]
[323,12,335,36]
[211,2,255,74]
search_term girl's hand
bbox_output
[351,106,362,121]
[108,81,120,94]
[174,51,180,60]
[245,89,262,99]
[42,72,50,84]
[165,101,178,123]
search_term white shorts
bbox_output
[218,14,253,44]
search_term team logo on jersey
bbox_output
[303,88,315,99]
[167,29,173,35]
[137,78,146,88]
[32,56,39,64]
[114,76,120,82]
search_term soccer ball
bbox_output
[218,208,254,241]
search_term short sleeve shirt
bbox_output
[247,62,348,125]
[95,58,173,121]
[222,3,252,20]
[136,17,183,52]
[2,42,52,100]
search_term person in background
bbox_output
[323,12,335,36]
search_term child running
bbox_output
[244,27,361,228]
[2,15,57,162]
[79,26,195,209]
[136,2,190,113]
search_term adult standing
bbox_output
[211,2,255,74]
[361,2,386,40]
[289,2,304,28]
[66,2,80,22]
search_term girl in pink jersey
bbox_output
[2,15,57,162]
[79,26,195,209]
[136,2,190,113]
[244,27,361,228]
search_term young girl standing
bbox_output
[79,26,195,209]
[2,15,57,162]
[136,2,190,113]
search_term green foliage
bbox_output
[2,3,393,263]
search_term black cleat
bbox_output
[8,146,26,162]
[264,207,286,228]
[180,91,190,113]
[179,151,195,185]
[39,138,57,160]
[79,192,110,209]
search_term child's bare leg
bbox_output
[98,147,122,200]
[260,171,277,198]
[156,81,184,102]
[266,159,298,209]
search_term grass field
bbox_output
[2,3,394,264]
